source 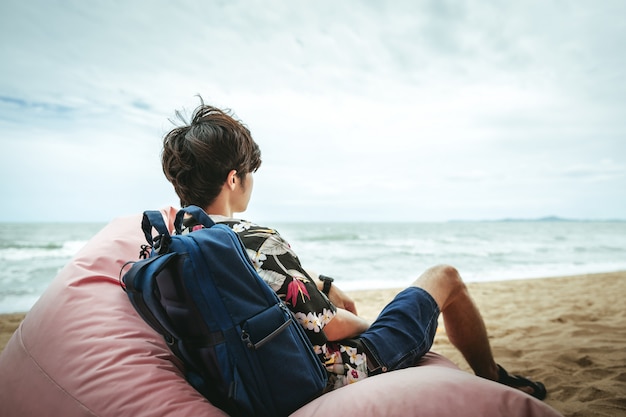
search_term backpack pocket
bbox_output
[239,303,327,416]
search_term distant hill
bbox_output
[491,216,625,222]
[497,216,572,222]
[449,216,625,223]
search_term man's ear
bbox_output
[225,170,238,190]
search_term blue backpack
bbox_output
[121,206,327,416]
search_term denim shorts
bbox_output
[358,287,440,374]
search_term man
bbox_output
[160,100,546,399]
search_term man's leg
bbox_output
[412,264,499,381]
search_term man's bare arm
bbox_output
[323,308,370,341]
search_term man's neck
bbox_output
[204,195,233,218]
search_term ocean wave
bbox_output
[0,240,87,261]
[299,233,365,242]
[2,221,626,314]
[0,242,64,250]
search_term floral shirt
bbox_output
[183,216,369,390]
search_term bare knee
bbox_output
[413,264,466,310]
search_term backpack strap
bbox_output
[141,210,172,254]
[174,205,215,234]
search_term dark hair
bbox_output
[161,101,262,208]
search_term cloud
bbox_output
[0,0,625,221]
[0,96,72,113]
[556,160,625,182]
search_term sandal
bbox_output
[497,365,547,400]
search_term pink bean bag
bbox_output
[0,209,563,417]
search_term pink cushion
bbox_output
[0,209,562,417]
[295,352,561,416]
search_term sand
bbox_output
[1,271,625,417]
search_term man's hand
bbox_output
[327,284,358,316]
[308,270,358,316]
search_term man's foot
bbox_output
[496,365,547,400]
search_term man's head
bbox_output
[161,102,262,209]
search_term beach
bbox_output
[2,271,625,417]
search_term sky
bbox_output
[0,0,624,223]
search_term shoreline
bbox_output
[2,271,625,416]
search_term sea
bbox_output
[1,220,626,314]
